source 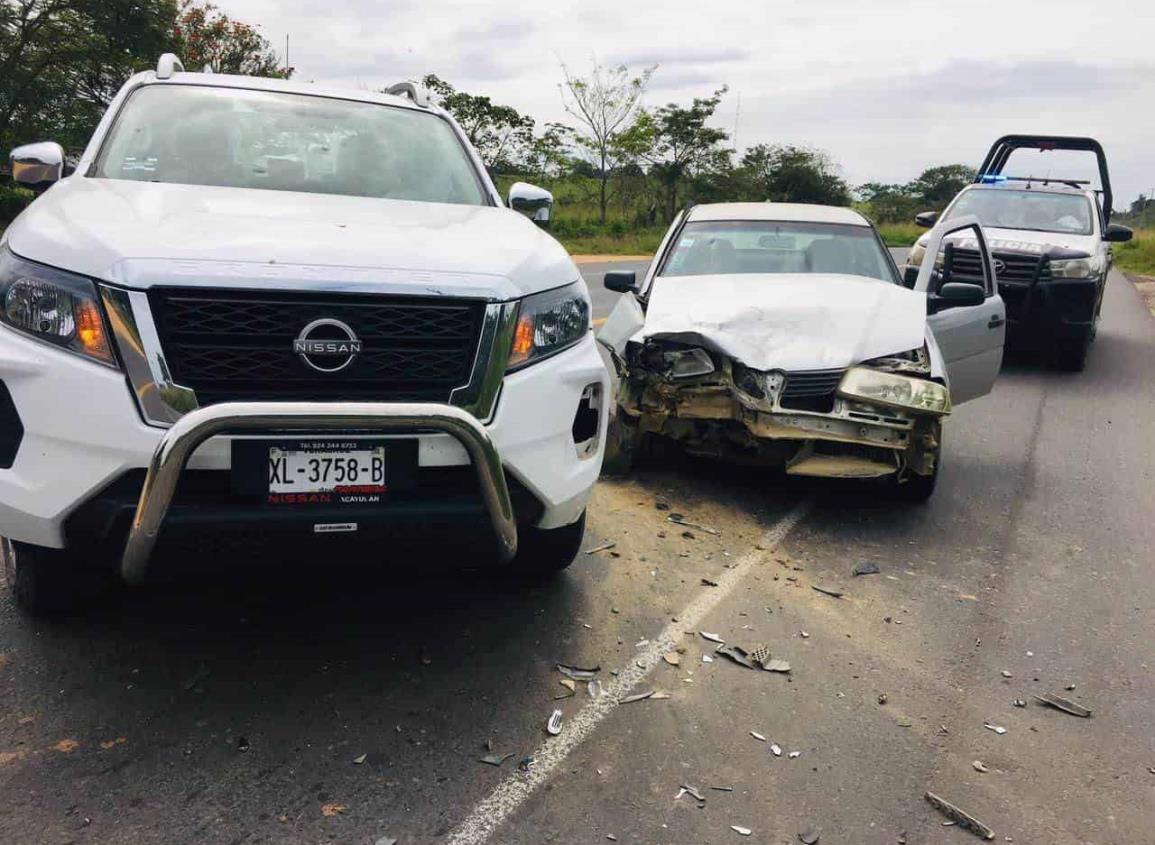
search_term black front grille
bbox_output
[781,368,845,412]
[949,248,1050,284]
[150,288,485,405]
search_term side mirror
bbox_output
[915,211,938,228]
[10,142,65,191]
[604,270,638,293]
[1104,223,1133,243]
[509,181,553,228]
[931,282,985,312]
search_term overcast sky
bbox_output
[222,0,1155,207]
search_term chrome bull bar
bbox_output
[120,402,518,585]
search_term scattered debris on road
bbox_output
[663,652,681,667]
[236,736,250,753]
[375,837,398,845]
[701,577,719,587]
[799,828,820,844]
[621,690,656,704]
[700,631,725,644]
[716,644,758,670]
[585,541,616,555]
[480,751,515,767]
[731,825,753,836]
[668,514,720,535]
[711,785,734,792]
[321,803,347,817]
[1034,693,1092,718]
[972,760,989,773]
[924,791,995,840]
[556,678,577,699]
[853,562,880,576]
[983,723,1007,735]
[812,585,844,598]
[1000,670,1013,678]
[353,753,367,765]
[655,501,670,511]
[588,679,605,699]
[546,710,563,735]
[676,784,706,803]
[750,731,766,742]
[1013,699,1026,708]
[800,630,810,639]
[518,756,535,772]
[702,654,714,663]
[770,743,783,757]
[878,693,888,705]
[557,663,600,681]
[789,750,802,759]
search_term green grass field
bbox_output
[1113,228,1155,276]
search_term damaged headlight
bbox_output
[1048,256,1101,279]
[507,281,591,370]
[664,347,715,378]
[907,241,926,267]
[838,367,951,415]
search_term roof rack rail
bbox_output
[975,135,1113,221]
[978,174,1091,189]
[156,53,185,80]
[385,81,429,108]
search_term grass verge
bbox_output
[1113,228,1155,276]
[556,228,665,256]
[876,222,923,247]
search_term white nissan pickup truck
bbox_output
[0,56,608,614]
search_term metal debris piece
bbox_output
[588,679,604,699]
[770,743,782,757]
[716,644,758,670]
[668,514,720,535]
[701,577,719,587]
[621,690,655,704]
[480,752,515,767]
[924,791,996,840]
[546,709,563,736]
[1012,699,1026,708]
[748,644,771,666]
[972,760,989,773]
[606,835,617,841]
[1034,693,1091,718]
[677,784,706,802]
[799,828,820,844]
[585,541,616,555]
[750,731,766,742]
[353,753,368,765]
[1000,670,1012,678]
[983,723,1007,735]
[800,630,810,639]
[663,652,681,667]
[789,751,802,759]
[557,663,600,681]
[853,562,880,576]
[556,679,577,699]
[700,631,724,644]
[702,654,714,663]
[731,826,753,836]
[812,585,844,598]
[763,658,791,673]
[711,785,734,792]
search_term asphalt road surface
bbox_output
[2,261,1153,845]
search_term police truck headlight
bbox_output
[0,248,115,366]
[1048,256,1100,279]
[507,281,591,370]
[838,367,951,415]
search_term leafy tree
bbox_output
[559,60,654,225]
[735,143,850,206]
[907,163,974,207]
[856,181,918,223]
[172,0,289,77]
[521,121,572,182]
[421,73,533,171]
[632,87,730,222]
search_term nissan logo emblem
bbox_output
[292,318,362,373]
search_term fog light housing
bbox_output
[572,383,603,458]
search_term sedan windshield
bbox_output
[94,85,486,205]
[659,220,898,282]
[944,188,1092,235]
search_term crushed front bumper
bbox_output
[121,402,517,585]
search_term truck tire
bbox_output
[3,540,103,616]
[510,511,586,576]
[602,413,641,476]
[1055,334,1091,372]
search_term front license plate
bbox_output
[268,445,386,496]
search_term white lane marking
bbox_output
[445,499,814,845]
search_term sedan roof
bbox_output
[687,202,869,226]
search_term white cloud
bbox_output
[222,0,1155,204]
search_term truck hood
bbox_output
[917,226,1098,257]
[6,177,576,300]
[640,273,928,371]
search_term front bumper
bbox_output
[0,324,608,553]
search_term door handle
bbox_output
[988,315,1005,329]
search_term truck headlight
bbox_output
[1048,256,1100,279]
[838,367,951,415]
[907,241,926,268]
[0,248,115,366]
[507,281,591,370]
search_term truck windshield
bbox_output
[660,220,898,283]
[945,188,1092,235]
[93,85,486,206]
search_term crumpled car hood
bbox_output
[640,273,928,371]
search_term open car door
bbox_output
[915,215,1005,404]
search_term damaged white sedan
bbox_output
[597,203,1005,500]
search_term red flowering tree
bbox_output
[172,0,291,78]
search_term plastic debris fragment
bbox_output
[1034,693,1091,718]
[546,710,563,736]
[731,826,753,836]
[924,791,996,840]
[983,723,1007,735]
[557,663,600,681]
